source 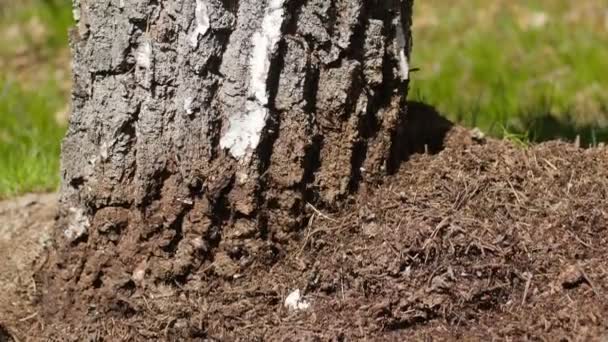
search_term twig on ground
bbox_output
[579,267,602,299]
[306,202,337,222]
[566,230,598,251]
[18,311,38,322]
[522,273,533,305]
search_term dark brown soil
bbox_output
[3,128,608,341]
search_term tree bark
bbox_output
[42,0,413,319]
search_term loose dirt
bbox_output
[0,193,56,340]
[2,128,608,341]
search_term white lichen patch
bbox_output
[220,102,268,160]
[136,40,152,69]
[189,0,211,47]
[394,15,410,81]
[284,289,311,311]
[184,97,194,115]
[64,207,90,241]
[72,0,81,21]
[249,0,286,105]
[398,50,409,81]
[99,140,109,161]
[219,0,286,159]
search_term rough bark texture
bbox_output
[39,0,413,330]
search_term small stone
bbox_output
[559,265,585,289]
[398,191,407,201]
[132,261,147,283]
[284,289,311,311]
[470,127,486,142]
[362,222,379,237]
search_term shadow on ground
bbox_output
[390,101,454,171]
[519,113,608,146]
[0,324,12,342]
[424,99,608,147]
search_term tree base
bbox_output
[38,0,418,334]
[32,122,608,341]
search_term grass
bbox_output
[412,0,608,144]
[0,0,72,198]
[0,0,607,198]
[0,78,65,197]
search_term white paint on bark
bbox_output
[220,102,268,160]
[189,0,211,47]
[184,97,194,115]
[64,207,90,240]
[219,0,286,159]
[398,50,409,81]
[136,40,152,69]
[395,15,409,80]
[100,140,110,161]
[250,0,286,105]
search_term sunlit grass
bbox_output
[0,78,65,197]
[412,0,608,144]
[0,0,72,198]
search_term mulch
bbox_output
[3,127,608,341]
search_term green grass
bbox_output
[0,0,72,198]
[0,78,65,197]
[412,0,608,145]
[0,0,73,59]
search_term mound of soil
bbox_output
[3,128,608,341]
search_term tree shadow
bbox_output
[514,112,608,147]
[0,324,13,342]
[389,100,608,174]
[389,101,454,172]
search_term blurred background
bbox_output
[0,0,606,198]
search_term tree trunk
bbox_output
[41,0,413,323]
